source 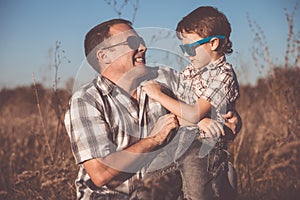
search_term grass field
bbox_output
[0,66,299,200]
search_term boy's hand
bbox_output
[142,81,162,100]
[197,118,224,139]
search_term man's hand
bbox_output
[83,114,179,188]
[222,110,242,135]
[149,113,179,145]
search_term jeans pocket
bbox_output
[207,147,228,175]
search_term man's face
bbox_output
[100,23,147,81]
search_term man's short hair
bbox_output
[84,19,133,72]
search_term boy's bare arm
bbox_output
[196,111,241,140]
[142,81,211,123]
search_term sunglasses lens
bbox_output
[127,36,145,50]
[186,47,195,56]
[180,45,195,56]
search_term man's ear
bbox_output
[210,38,220,51]
[97,49,111,64]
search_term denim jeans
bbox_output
[130,140,237,200]
[177,140,237,200]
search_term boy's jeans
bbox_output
[177,140,237,200]
[130,140,237,200]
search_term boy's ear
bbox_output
[97,49,111,64]
[210,38,220,51]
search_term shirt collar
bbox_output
[206,55,226,70]
[95,75,116,96]
[181,55,226,79]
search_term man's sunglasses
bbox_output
[101,35,146,50]
[179,35,225,57]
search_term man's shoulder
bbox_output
[71,77,100,100]
[145,66,180,94]
[146,65,179,80]
[157,65,178,73]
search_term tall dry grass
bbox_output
[1,68,299,199]
[231,67,300,200]
[0,84,77,199]
[0,41,76,200]
[230,3,300,200]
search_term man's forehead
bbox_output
[109,24,136,36]
[105,26,136,42]
[99,26,137,47]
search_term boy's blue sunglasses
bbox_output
[179,35,225,56]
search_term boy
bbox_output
[143,6,239,199]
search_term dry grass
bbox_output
[230,3,300,199]
[0,85,77,199]
[230,67,300,200]
[1,67,299,200]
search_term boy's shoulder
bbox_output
[207,56,237,79]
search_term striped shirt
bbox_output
[64,66,181,199]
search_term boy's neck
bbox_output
[211,52,225,62]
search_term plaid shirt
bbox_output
[179,56,240,122]
[171,56,240,160]
[64,66,180,199]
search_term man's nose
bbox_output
[137,43,147,53]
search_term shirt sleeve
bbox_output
[153,66,182,99]
[164,67,182,97]
[64,97,116,164]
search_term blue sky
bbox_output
[0,0,299,88]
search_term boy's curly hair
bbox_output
[176,6,233,55]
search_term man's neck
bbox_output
[102,73,139,99]
[118,77,139,100]
[102,66,149,100]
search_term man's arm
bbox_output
[83,114,179,188]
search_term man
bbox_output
[64,18,240,199]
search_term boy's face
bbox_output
[180,31,213,68]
